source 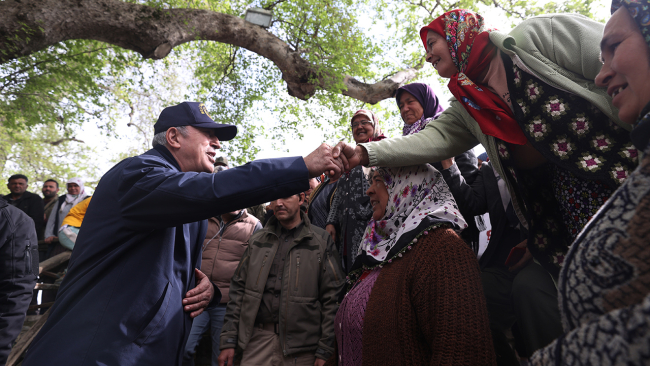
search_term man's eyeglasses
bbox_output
[351,120,373,129]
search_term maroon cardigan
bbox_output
[327,227,496,365]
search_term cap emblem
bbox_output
[198,103,211,118]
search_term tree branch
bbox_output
[47,137,84,146]
[0,0,420,104]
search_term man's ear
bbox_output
[298,192,305,205]
[166,127,183,149]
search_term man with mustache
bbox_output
[218,193,344,366]
[22,102,343,366]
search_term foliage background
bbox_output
[0,0,607,195]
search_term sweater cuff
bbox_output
[441,162,460,176]
[359,142,378,167]
[315,347,333,361]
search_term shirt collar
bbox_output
[153,144,182,171]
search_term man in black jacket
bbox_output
[440,158,563,365]
[0,197,39,364]
[3,174,45,240]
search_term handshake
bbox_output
[303,141,370,180]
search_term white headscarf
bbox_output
[63,177,87,208]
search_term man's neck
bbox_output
[43,196,55,204]
[221,211,240,224]
[279,215,302,231]
[11,192,23,200]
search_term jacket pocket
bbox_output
[284,296,320,350]
[255,253,269,288]
[294,256,300,291]
[134,281,173,347]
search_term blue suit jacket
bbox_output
[23,146,308,366]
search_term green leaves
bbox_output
[1,0,604,184]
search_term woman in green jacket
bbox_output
[335,11,637,281]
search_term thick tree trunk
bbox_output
[0,0,420,104]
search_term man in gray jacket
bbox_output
[218,193,344,366]
[0,197,38,364]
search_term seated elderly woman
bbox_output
[325,164,495,366]
[528,1,650,364]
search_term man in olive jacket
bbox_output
[219,193,345,366]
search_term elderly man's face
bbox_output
[7,178,27,196]
[274,193,304,224]
[173,126,222,173]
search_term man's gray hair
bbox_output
[152,126,189,147]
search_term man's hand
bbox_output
[218,348,235,366]
[314,358,326,366]
[508,240,533,272]
[325,224,336,242]
[440,157,455,170]
[331,142,368,174]
[44,236,56,244]
[183,268,214,318]
[304,143,344,178]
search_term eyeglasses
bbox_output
[351,120,373,129]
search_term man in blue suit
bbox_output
[22,102,342,366]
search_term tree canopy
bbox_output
[0,0,603,193]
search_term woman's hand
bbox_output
[440,157,455,170]
[508,240,533,272]
[331,142,369,174]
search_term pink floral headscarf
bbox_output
[359,164,466,262]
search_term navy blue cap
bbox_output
[154,102,238,141]
[478,152,489,162]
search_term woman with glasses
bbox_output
[325,110,386,272]
[326,165,494,366]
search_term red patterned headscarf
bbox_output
[420,9,527,145]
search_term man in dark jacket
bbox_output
[3,174,45,240]
[218,193,345,366]
[440,159,563,365]
[0,197,39,364]
[21,101,343,366]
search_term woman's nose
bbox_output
[595,62,613,88]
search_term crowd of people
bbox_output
[1,1,650,365]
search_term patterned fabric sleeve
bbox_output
[529,292,650,365]
[326,180,342,226]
